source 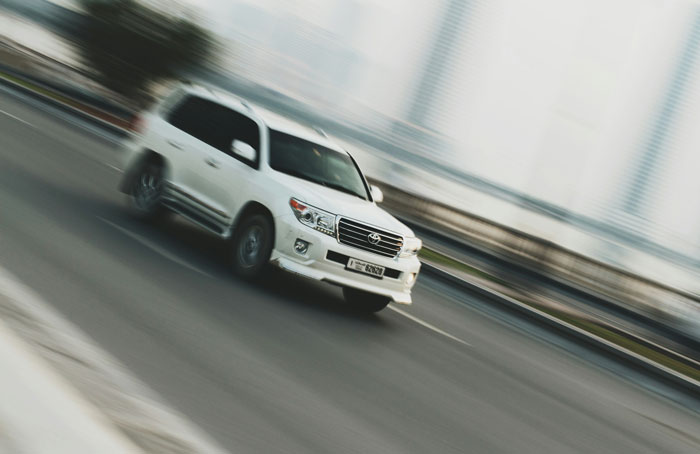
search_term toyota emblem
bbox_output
[368,232,381,245]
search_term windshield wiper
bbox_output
[280,168,328,187]
[278,168,366,200]
[323,182,366,200]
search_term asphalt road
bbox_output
[0,88,699,453]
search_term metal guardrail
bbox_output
[373,180,700,342]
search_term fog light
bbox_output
[407,272,417,285]
[294,239,309,255]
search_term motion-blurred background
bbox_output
[1,0,698,337]
[1,2,700,452]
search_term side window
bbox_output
[168,96,210,141]
[206,104,260,167]
[168,96,260,168]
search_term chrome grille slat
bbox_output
[339,224,375,235]
[338,219,401,239]
[338,225,403,244]
[339,230,403,249]
[337,217,403,258]
[342,231,403,248]
[339,236,399,253]
[338,239,397,257]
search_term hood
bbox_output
[274,172,414,237]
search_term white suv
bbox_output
[119,83,421,312]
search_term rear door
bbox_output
[163,96,237,220]
[155,95,213,201]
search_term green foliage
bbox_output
[76,0,212,99]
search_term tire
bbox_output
[232,213,274,279]
[343,288,391,313]
[127,162,167,220]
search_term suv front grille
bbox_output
[337,217,403,258]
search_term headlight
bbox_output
[400,236,422,257]
[289,198,336,237]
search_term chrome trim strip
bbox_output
[337,237,397,257]
[338,217,403,240]
[161,198,230,238]
[337,216,404,240]
[336,215,405,258]
[338,233,400,253]
[166,183,231,219]
[338,228,403,247]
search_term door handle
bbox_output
[167,140,183,150]
[205,157,220,169]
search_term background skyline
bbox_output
[14,0,700,289]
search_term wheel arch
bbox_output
[230,201,276,247]
[119,149,169,193]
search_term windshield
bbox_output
[269,130,369,200]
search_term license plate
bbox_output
[347,258,385,278]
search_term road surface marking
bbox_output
[97,216,213,278]
[388,305,471,347]
[0,108,34,127]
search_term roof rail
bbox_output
[240,99,257,115]
[180,79,253,113]
[313,126,328,138]
[179,79,212,93]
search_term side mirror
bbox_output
[370,185,384,203]
[231,140,257,162]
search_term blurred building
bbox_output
[404,0,474,132]
[616,9,700,246]
[385,0,476,165]
[217,2,363,109]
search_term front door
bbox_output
[194,102,263,223]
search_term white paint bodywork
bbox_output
[122,84,421,304]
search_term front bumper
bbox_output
[271,213,421,305]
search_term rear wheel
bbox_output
[343,288,391,313]
[232,214,274,279]
[127,163,167,220]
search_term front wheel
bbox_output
[343,288,391,313]
[232,214,274,279]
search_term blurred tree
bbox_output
[76,0,212,102]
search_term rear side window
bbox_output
[168,96,208,141]
[168,95,260,167]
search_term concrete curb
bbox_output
[421,262,700,395]
[0,265,230,454]
[0,319,142,454]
